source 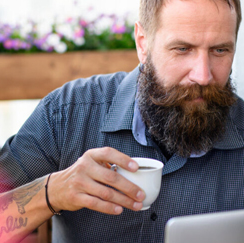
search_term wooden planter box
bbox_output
[0,50,139,100]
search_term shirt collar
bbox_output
[213,102,244,150]
[101,67,139,132]
[101,67,244,156]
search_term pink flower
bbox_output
[66,17,73,23]
[74,28,85,38]
[3,39,13,49]
[111,24,126,34]
[79,20,88,28]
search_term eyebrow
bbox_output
[166,40,194,48]
[210,42,235,51]
[166,40,235,50]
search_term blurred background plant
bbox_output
[0,12,136,54]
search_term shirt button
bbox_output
[150,212,158,221]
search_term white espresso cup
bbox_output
[117,157,164,210]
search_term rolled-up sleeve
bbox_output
[0,97,60,192]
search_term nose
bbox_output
[188,52,213,86]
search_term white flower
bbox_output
[82,8,99,23]
[54,41,67,53]
[73,37,85,46]
[46,33,61,46]
[95,17,114,32]
[56,24,73,40]
[19,22,33,38]
[36,22,53,37]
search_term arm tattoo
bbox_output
[0,216,28,238]
[0,193,14,214]
[0,178,45,214]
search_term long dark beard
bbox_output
[137,57,237,158]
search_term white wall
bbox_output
[0,0,140,24]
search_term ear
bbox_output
[134,21,148,64]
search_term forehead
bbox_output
[158,0,237,42]
[162,0,234,8]
[160,0,236,24]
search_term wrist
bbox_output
[45,173,63,216]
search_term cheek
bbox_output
[212,59,233,86]
[153,55,190,87]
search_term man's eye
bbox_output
[177,47,189,52]
[215,48,228,54]
[174,47,190,55]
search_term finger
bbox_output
[81,177,143,211]
[86,147,139,172]
[77,193,124,215]
[90,165,145,202]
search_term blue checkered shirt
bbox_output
[1,67,244,242]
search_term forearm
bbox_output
[0,176,53,243]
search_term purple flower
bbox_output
[26,34,33,42]
[111,23,126,34]
[12,39,22,50]
[98,14,105,19]
[3,39,30,51]
[0,10,135,53]
[2,24,12,36]
[0,34,7,43]
[33,37,47,49]
[21,42,31,50]
[46,46,54,52]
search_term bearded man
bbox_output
[0,0,243,242]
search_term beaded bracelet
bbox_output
[45,173,62,216]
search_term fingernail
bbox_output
[136,190,145,200]
[133,202,143,210]
[128,161,138,170]
[114,206,123,214]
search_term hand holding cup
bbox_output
[116,157,164,210]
